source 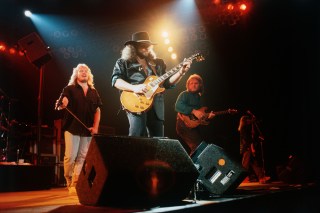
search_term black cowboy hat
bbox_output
[124,31,157,46]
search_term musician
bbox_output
[111,31,192,137]
[56,63,102,195]
[238,115,270,184]
[175,74,215,155]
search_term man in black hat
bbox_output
[111,31,192,137]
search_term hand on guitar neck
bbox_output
[180,107,238,128]
[192,108,215,121]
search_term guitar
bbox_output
[179,107,238,128]
[120,53,205,113]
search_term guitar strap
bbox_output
[146,58,158,76]
[150,64,158,76]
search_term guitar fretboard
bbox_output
[149,54,200,87]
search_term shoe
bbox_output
[259,176,271,184]
[68,186,77,196]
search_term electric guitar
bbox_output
[120,53,205,113]
[179,107,238,128]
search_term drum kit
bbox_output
[0,88,32,162]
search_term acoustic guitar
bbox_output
[179,107,238,128]
[120,53,205,113]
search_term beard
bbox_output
[137,50,151,59]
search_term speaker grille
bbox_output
[76,135,199,206]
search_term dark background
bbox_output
[0,0,319,180]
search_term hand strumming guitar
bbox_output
[191,109,216,120]
[191,108,206,120]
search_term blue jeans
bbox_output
[64,131,92,187]
[126,107,164,137]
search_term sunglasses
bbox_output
[137,43,151,49]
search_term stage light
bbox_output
[162,31,169,38]
[24,10,32,17]
[168,46,173,52]
[227,4,234,10]
[164,38,170,45]
[239,3,247,11]
[171,53,177,60]
[213,0,221,5]
[0,44,6,52]
[9,48,16,55]
[18,50,25,56]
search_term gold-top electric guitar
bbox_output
[120,53,205,113]
[179,107,238,128]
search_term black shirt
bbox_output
[61,84,102,136]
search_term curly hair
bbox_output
[186,74,204,95]
[68,63,95,89]
[121,44,157,62]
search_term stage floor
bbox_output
[0,181,319,213]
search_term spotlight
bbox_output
[239,3,247,11]
[162,31,169,38]
[227,4,234,10]
[171,53,177,60]
[0,44,6,52]
[9,48,16,55]
[24,10,32,17]
[18,51,25,56]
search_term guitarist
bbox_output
[175,74,215,155]
[111,31,192,137]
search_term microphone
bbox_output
[55,94,64,110]
[246,110,256,118]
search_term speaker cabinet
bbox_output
[76,135,199,206]
[18,32,51,67]
[192,142,247,195]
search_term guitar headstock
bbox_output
[191,53,205,62]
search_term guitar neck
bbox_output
[213,110,230,115]
[149,53,201,87]
[149,62,184,87]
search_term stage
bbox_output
[0,181,318,213]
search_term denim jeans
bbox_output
[126,107,164,137]
[64,131,92,187]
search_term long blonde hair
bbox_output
[186,74,204,95]
[68,63,95,89]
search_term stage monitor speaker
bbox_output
[18,32,51,68]
[76,135,199,207]
[192,142,247,195]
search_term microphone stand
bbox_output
[64,107,90,133]
[56,101,91,134]
[252,119,266,179]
